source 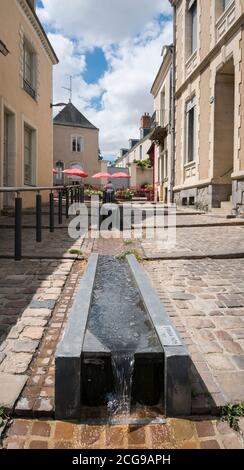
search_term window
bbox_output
[139,145,143,160]
[223,0,232,10]
[185,97,196,163]
[23,40,36,99]
[189,0,198,54]
[72,135,83,153]
[24,125,36,185]
[160,89,166,126]
[55,161,64,185]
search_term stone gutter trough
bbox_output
[55,253,191,421]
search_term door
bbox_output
[3,111,15,208]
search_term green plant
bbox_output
[117,249,142,262]
[220,403,244,432]
[68,249,83,256]
[124,239,133,245]
[0,407,7,428]
[133,158,152,170]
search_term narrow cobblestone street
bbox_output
[1,208,244,449]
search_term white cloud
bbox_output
[38,0,172,48]
[39,1,173,157]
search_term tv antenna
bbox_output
[62,76,73,103]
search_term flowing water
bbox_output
[84,256,161,421]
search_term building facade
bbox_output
[150,46,173,203]
[0,0,58,209]
[170,0,244,213]
[53,102,100,187]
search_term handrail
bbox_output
[0,185,75,193]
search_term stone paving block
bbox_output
[11,339,39,353]
[21,327,44,340]
[28,300,56,309]
[0,373,28,410]
[22,308,52,319]
[0,353,33,374]
[205,353,235,371]
[214,372,244,402]
[195,420,215,438]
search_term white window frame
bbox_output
[24,124,36,186]
[71,135,83,153]
[185,96,197,164]
[188,0,198,55]
[139,145,143,161]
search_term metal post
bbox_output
[75,187,78,203]
[36,192,42,242]
[49,192,54,232]
[58,190,63,224]
[15,192,22,261]
[65,188,69,219]
[80,186,84,203]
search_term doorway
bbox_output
[213,58,234,206]
[3,109,16,209]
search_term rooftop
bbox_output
[53,102,98,130]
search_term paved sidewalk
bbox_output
[1,209,244,449]
[2,417,244,449]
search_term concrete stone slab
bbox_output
[127,254,191,417]
[0,373,28,411]
[55,253,98,420]
[214,372,244,402]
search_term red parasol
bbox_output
[92,172,112,179]
[112,172,131,178]
[63,169,88,178]
[53,168,58,174]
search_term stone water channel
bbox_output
[55,253,191,423]
[82,256,163,422]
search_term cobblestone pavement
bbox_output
[144,258,244,412]
[2,417,244,449]
[141,225,244,258]
[1,210,244,449]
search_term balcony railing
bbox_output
[216,0,236,42]
[0,185,84,261]
[23,79,36,100]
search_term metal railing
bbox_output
[0,185,84,261]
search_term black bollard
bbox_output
[58,190,62,224]
[36,193,42,242]
[49,192,54,232]
[15,194,22,261]
[65,188,69,219]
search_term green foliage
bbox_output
[117,249,142,262]
[68,249,83,256]
[0,407,7,428]
[133,158,152,170]
[84,189,103,198]
[124,239,133,246]
[220,403,244,432]
[115,189,135,200]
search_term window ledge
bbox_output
[185,50,198,78]
[184,161,196,169]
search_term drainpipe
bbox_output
[170,6,176,204]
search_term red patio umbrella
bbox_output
[92,172,112,179]
[63,169,88,178]
[112,172,131,178]
[53,168,58,174]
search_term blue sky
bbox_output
[37,1,172,160]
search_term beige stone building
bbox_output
[116,113,154,188]
[53,102,101,187]
[0,0,58,209]
[170,0,244,213]
[150,46,173,203]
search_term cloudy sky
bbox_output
[37,0,173,160]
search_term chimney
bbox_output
[140,112,151,139]
[140,112,151,130]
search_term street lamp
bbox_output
[0,40,9,56]
[50,102,67,109]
